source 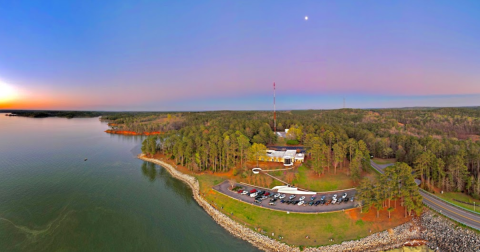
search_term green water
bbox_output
[0,114,258,252]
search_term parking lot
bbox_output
[213,181,357,213]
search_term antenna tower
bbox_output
[273,82,276,132]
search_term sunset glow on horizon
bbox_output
[0,1,479,111]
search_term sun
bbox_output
[0,81,18,102]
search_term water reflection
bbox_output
[141,161,157,182]
[139,162,194,205]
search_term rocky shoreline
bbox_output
[138,154,479,252]
[421,210,480,252]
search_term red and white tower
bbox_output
[273,82,276,132]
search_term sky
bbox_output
[0,0,479,111]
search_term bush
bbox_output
[286,139,299,145]
[232,168,239,176]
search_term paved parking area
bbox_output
[213,181,357,213]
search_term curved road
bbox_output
[370,160,480,231]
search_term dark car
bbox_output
[310,196,316,201]
[286,200,291,205]
[344,197,349,202]
[280,199,286,204]
[254,199,262,204]
[270,198,278,203]
[294,200,300,205]
[314,200,321,206]
[308,201,314,206]
[337,198,343,203]
[258,191,265,196]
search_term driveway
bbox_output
[213,181,357,213]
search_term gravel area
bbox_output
[420,210,480,252]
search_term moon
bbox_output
[305,16,308,20]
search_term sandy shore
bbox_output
[138,154,425,252]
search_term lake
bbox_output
[0,114,258,252]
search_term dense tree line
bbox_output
[137,107,480,199]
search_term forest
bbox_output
[122,107,480,200]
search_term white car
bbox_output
[289,195,296,200]
[274,193,281,198]
[279,194,286,199]
[332,194,337,200]
[241,191,248,195]
[332,198,337,204]
[297,201,304,206]
[250,192,258,198]
[299,196,305,201]
[342,193,347,199]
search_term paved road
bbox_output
[370,160,480,231]
[213,181,357,213]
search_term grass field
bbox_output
[435,192,480,214]
[196,173,410,247]
[291,166,356,191]
[372,158,396,165]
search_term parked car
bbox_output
[320,195,326,201]
[297,201,304,206]
[261,196,268,200]
[237,190,243,194]
[325,199,332,205]
[241,191,248,195]
[344,197,349,202]
[299,196,305,201]
[269,201,276,206]
[274,193,281,198]
[258,191,265,196]
[308,201,314,206]
[332,194,337,200]
[250,192,258,198]
[289,195,296,200]
[250,189,257,193]
[270,198,277,203]
[337,198,343,204]
[310,196,316,201]
[280,199,286,203]
[265,192,270,196]
[294,200,300,205]
[314,200,321,206]
[254,199,262,204]
[279,194,286,199]
[286,200,291,205]
[350,196,354,202]
[342,192,347,199]
[332,198,337,204]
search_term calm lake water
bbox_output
[0,114,258,252]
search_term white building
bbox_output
[259,149,305,166]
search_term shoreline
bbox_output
[105,130,162,136]
[138,154,423,252]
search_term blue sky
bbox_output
[0,1,479,110]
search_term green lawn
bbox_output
[436,192,480,214]
[291,166,355,192]
[372,158,396,165]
